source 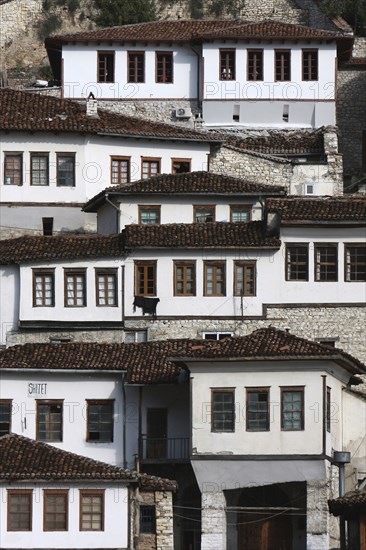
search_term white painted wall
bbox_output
[0,266,19,345]
[343,390,366,480]
[0,482,129,549]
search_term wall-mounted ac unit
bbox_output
[175,107,192,118]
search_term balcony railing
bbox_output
[139,436,190,462]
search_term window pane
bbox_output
[81,494,103,531]
[247,391,269,431]
[88,402,113,442]
[212,391,235,432]
[44,493,67,531]
[57,156,75,187]
[4,154,22,185]
[140,506,156,534]
[220,50,235,80]
[175,263,195,296]
[156,53,173,83]
[98,52,114,83]
[31,155,49,186]
[65,273,86,306]
[235,263,256,296]
[315,246,338,281]
[248,50,263,81]
[140,209,160,224]
[37,402,62,441]
[231,208,250,222]
[142,160,160,179]
[286,246,308,281]
[282,390,304,430]
[128,52,144,83]
[0,401,11,436]
[111,158,129,185]
[346,246,366,281]
[97,273,117,306]
[8,493,31,531]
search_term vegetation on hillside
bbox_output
[319,0,366,35]
[92,0,157,27]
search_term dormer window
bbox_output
[220,49,235,80]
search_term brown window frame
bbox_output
[140,505,157,534]
[127,51,145,83]
[171,158,191,174]
[285,244,309,281]
[64,268,87,307]
[230,205,251,223]
[194,205,215,223]
[134,261,157,297]
[33,269,55,307]
[86,400,114,443]
[4,152,23,185]
[204,261,226,297]
[156,51,173,83]
[281,387,305,431]
[0,399,12,437]
[314,243,338,282]
[95,269,118,307]
[138,205,161,225]
[247,49,263,81]
[30,152,49,186]
[80,490,105,531]
[7,490,32,532]
[97,51,115,83]
[111,156,131,186]
[211,388,235,433]
[174,261,196,296]
[56,153,75,187]
[275,50,291,81]
[220,49,236,80]
[234,261,256,297]
[36,400,63,442]
[302,49,318,81]
[345,244,366,282]
[43,490,68,532]
[141,157,161,179]
[246,387,270,432]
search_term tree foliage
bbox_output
[319,0,366,35]
[93,0,157,27]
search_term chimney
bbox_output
[86,92,99,119]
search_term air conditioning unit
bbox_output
[175,107,192,118]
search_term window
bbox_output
[230,206,251,223]
[36,401,63,442]
[194,205,215,223]
[44,490,68,531]
[315,244,338,281]
[302,49,318,81]
[211,390,235,432]
[33,269,55,307]
[135,261,157,296]
[317,338,336,348]
[128,51,145,83]
[56,154,75,187]
[204,261,226,296]
[156,52,173,83]
[7,491,32,531]
[246,388,270,431]
[97,51,114,83]
[96,269,117,306]
[0,400,12,436]
[220,49,235,80]
[30,153,49,186]
[111,157,130,185]
[142,158,160,179]
[80,490,104,531]
[234,261,256,296]
[327,387,331,432]
[87,400,114,442]
[345,244,366,281]
[138,205,161,225]
[124,330,148,343]
[64,269,86,307]
[140,505,156,534]
[286,244,309,281]
[247,49,263,81]
[172,158,191,174]
[281,388,304,430]
[275,50,291,81]
[174,261,196,296]
[42,217,53,236]
[4,153,22,185]
[203,332,232,341]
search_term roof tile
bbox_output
[266,196,366,222]
[329,491,366,515]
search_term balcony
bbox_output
[139,436,190,463]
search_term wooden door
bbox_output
[238,513,292,550]
[146,408,167,459]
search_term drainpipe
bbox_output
[333,450,351,550]
[105,193,120,233]
[122,372,127,469]
[190,44,202,110]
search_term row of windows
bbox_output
[98,51,174,83]
[0,400,114,442]
[211,386,332,433]
[138,204,251,225]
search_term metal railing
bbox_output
[139,436,190,461]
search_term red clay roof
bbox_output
[220,130,325,156]
[266,196,366,222]
[329,491,366,515]
[0,434,177,491]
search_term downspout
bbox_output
[321,375,327,457]
[190,44,202,110]
[105,193,120,233]
[122,372,127,469]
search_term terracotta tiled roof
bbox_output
[266,196,366,222]
[0,434,177,491]
[0,89,218,142]
[219,130,325,156]
[329,491,366,515]
[123,221,281,249]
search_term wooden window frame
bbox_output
[275,50,291,82]
[43,490,68,532]
[171,158,191,174]
[0,399,12,437]
[141,157,161,179]
[280,387,305,431]
[36,400,63,442]
[33,269,55,307]
[134,261,157,297]
[204,261,226,297]
[7,490,32,532]
[220,48,236,81]
[234,261,256,297]
[56,153,75,187]
[140,505,156,534]
[138,205,161,225]
[247,49,263,81]
[110,156,131,186]
[246,387,270,432]
[156,51,173,83]
[285,244,309,282]
[95,269,118,307]
[345,244,366,282]
[86,400,114,443]
[302,49,318,81]
[127,51,145,83]
[174,261,196,296]
[30,152,49,186]
[194,205,215,223]
[64,268,87,307]
[314,243,338,282]
[79,490,105,531]
[211,388,235,433]
[97,51,115,83]
[230,205,251,223]
[4,152,23,185]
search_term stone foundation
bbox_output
[136,490,174,550]
[201,490,226,550]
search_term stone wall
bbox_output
[96,99,201,125]
[137,490,174,550]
